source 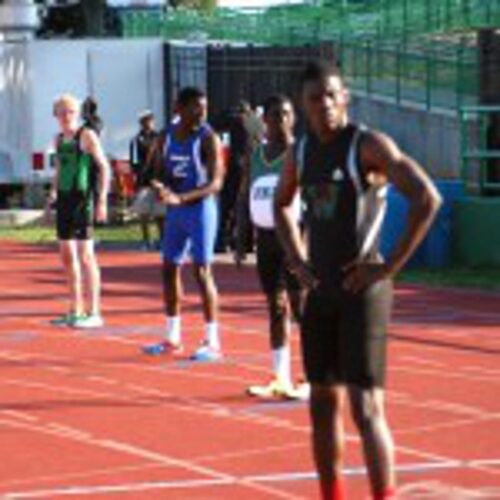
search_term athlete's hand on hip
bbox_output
[289,258,319,290]
[342,261,389,294]
[95,199,108,223]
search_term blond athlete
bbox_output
[47,94,111,328]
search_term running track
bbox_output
[0,241,499,499]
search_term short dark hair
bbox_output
[299,60,343,90]
[82,96,98,115]
[263,94,292,116]
[177,86,206,108]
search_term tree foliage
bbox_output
[170,0,217,13]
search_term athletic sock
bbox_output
[372,486,396,500]
[166,316,181,345]
[205,322,220,350]
[272,345,291,384]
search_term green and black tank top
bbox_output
[249,143,300,229]
[56,128,93,197]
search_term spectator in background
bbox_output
[129,110,164,250]
[82,97,104,199]
[217,100,257,252]
[82,97,104,136]
[243,102,265,149]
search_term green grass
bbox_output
[398,267,500,291]
[1,224,499,292]
[0,222,144,245]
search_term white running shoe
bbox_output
[190,342,222,362]
[247,378,309,400]
[293,381,311,401]
[73,314,104,329]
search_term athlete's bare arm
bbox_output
[343,131,442,293]
[274,148,317,289]
[48,135,61,202]
[82,129,111,222]
[145,134,165,184]
[155,132,224,206]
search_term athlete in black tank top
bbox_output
[275,61,442,500]
[299,122,389,291]
[301,124,360,288]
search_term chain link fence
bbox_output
[117,1,500,112]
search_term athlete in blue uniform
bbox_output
[144,87,225,361]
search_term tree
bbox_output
[170,0,217,13]
[81,0,106,37]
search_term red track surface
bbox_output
[0,241,499,499]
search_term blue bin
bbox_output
[381,180,465,268]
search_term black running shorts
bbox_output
[56,192,94,241]
[256,228,301,296]
[300,280,393,388]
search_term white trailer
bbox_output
[0,38,165,185]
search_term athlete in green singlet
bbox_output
[47,94,111,328]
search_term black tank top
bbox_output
[297,123,387,289]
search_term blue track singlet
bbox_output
[162,123,218,265]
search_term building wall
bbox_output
[0,38,164,184]
[350,92,462,179]
[0,43,32,183]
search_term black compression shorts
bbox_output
[56,192,94,241]
[256,228,301,296]
[300,280,393,388]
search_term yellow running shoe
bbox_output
[247,378,309,400]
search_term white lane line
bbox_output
[0,417,233,482]
[246,460,462,483]
[0,355,485,469]
[387,391,497,419]
[0,417,301,500]
[0,343,495,479]
[471,459,500,467]
[0,463,165,489]
[397,481,500,499]
[0,416,299,500]
[1,478,234,499]
[193,442,307,464]
[0,373,309,434]
[84,376,118,385]
[390,364,500,384]
[399,355,500,377]
[1,410,39,422]
[4,459,494,499]
[47,367,73,374]
[393,415,500,436]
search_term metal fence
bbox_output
[337,37,479,110]
[460,106,500,193]
[118,1,494,112]
[120,1,500,42]
[118,2,500,193]
[163,42,334,125]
